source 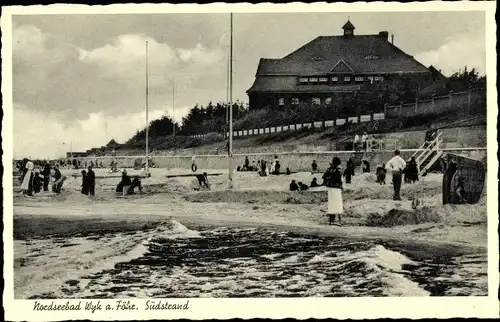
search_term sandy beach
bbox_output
[13,167,487,298]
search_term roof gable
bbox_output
[330,59,354,73]
[255,34,432,76]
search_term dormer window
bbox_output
[355,76,364,82]
[332,76,339,83]
[344,76,351,83]
[309,77,318,83]
[365,55,379,60]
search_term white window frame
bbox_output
[299,77,308,84]
[291,98,299,105]
[325,97,332,105]
[319,77,328,83]
[355,76,364,82]
[309,77,318,83]
[312,97,321,105]
[344,76,351,83]
[278,98,285,106]
[367,76,374,84]
[332,76,339,83]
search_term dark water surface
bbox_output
[14,220,487,299]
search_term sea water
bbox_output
[14,220,487,299]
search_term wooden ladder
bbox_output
[410,131,444,176]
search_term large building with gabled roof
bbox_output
[246,20,440,110]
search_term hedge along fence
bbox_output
[385,87,485,118]
[72,147,486,172]
[187,88,485,139]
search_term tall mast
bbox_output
[172,77,175,137]
[228,13,234,189]
[145,41,149,174]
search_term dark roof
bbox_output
[106,139,120,147]
[428,65,447,81]
[248,33,431,93]
[342,20,355,30]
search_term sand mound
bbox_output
[183,190,327,204]
[365,207,441,227]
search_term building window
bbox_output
[367,76,374,84]
[332,76,339,83]
[299,77,308,84]
[374,76,384,83]
[319,77,328,84]
[291,98,299,105]
[365,55,379,60]
[312,97,320,105]
[325,97,332,105]
[344,76,351,83]
[278,98,285,106]
[355,76,364,82]
[309,77,318,83]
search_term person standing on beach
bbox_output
[80,170,89,195]
[20,161,35,196]
[343,158,355,184]
[311,160,318,174]
[385,150,406,201]
[442,155,457,205]
[323,157,343,225]
[41,163,51,192]
[87,165,96,196]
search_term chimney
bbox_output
[378,31,389,41]
[391,34,394,44]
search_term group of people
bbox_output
[237,156,282,176]
[17,159,67,196]
[353,132,371,151]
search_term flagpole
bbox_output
[172,77,176,137]
[228,13,234,189]
[145,41,149,174]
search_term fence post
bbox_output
[399,101,403,116]
[384,103,388,117]
[414,98,418,113]
[431,93,435,111]
[448,90,454,109]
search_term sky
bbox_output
[11,11,487,159]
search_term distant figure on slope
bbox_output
[323,157,343,225]
[311,160,319,174]
[245,156,250,170]
[353,133,360,151]
[289,180,299,191]
[310,177,320,188]
[362,160,370,173]
[361,132,369,151]
[285,167,291,175]
[385,150,406,201]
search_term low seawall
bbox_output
[74,148,486,172]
